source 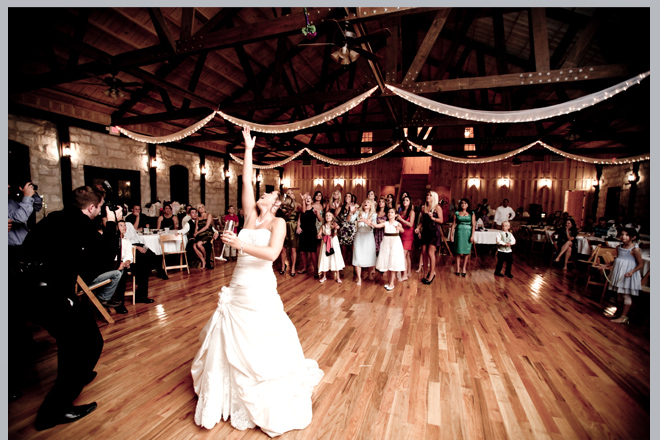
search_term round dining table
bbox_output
[138,231,188,256]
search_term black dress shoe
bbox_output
[35,402,97,431]
[506,274,514,278]
[495,272,504,277]
[100,299,121,307]
[207,263,214,269]
[135,298,155,304]
[114,305,128,314]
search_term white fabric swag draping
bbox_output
[230,142,402,169]
[408,139,649,165]
[115,87,378,144]
[386,72,650,123]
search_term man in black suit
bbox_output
[22,185,122,431]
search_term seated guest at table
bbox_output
[122,221,169,280]
[593,217,609,237]
[113,220,154,304]
[553,218,579,270]
[553,211,570,229]
[625,216,642,234]
[125,204,149,230]
[493,199,515,229]
[581,215,596,233]
[479,207,490,228]
[157,203,179,230]
[180,205,192,228]
[193,204,215,269]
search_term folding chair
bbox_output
[528,230,547,255]
[76,276,115,324]
[583,246,617,304]
[439,225,453,257]
[124,246,137,305]
[160,233,190,275]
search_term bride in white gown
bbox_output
[191,127,324,437]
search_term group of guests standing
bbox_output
[272,188,482,290]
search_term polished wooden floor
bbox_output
[8,248,650,439]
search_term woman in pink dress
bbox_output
[396,195,415,281]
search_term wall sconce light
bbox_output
[281,178,291,188]
[499,178,510,187]
[225,168,231,179]
[353,177,364,186]
[200,164,207,175]
[592,178,599,187]
[150,157,158,168]
[334,178,344,186]
[628,172,637,183]
[257,174,263,182]
[62,144,71,158]
[314,178,323,186]
[468,178,480,188]
[540,178,552,188]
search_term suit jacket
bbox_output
[22,207,119,300]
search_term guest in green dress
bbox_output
[450,198,475,277]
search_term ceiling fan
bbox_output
[299,19,391,65]
[79,73,142,100]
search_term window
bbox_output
[464,126,476,157]
[361,131,373,154]
[170,165,189,205]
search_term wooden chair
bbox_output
[160,233,190,275]
[439,224,453,257]
[528,230,547,256]
[583,246,617,304]
[76,276,115,324]
[124,246,137,305]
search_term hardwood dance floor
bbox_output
[8,251,650,439]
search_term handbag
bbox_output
[325,248,335,256]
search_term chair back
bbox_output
[597,247,617,265]
[159,233,185,254]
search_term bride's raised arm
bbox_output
[241,127,257,220]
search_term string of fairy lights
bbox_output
[114,72,650,167]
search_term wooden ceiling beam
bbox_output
[181,52,208,111]
[67,9,90,69]
[402,8,451,85]
[562,13,601,68]
[432,10,476,81]
[148,8,177,54]
[180,8,195,40]
[530,8,550,72]
[124,67,218,108]
[389,63,631,94]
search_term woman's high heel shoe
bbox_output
[425,274,435,284]
[461,272,467,277]
[611,316,629,324]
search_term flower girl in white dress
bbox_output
[369,208,406,291]
[317,211,345,283]
[191,127,324,437]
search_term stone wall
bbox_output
[8,115,61,220]
[8,114,235,219]
[598,162,650,225]
[69,127,151,207]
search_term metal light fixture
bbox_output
[628,172,637,183]
[200,164,207,175]
[314,178,323,186]
[334,178,344,186]
[353,177,364,186]
[331,45,359,65]
[281,178,291,188]
[499,177,510,187]
[150,157,158,168]
[257,174,263,182]
[592,178,599,187]
[224,168,231,178]
[468,178,480,188]
[540,178,552,188]
[62,145,71,157]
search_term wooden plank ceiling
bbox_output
[8,7,650,163]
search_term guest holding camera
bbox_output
[21,185,123,430]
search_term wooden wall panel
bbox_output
[283,156,600,214]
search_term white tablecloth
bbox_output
[472,229,502,245]
[139,233,188,255]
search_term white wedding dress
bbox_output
[191,229,324,437]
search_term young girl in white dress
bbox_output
[317,211,344,283]
[602,227,644,324]
[191,127,324,437]
[369,208,406,291]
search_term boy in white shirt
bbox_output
[494,221,516,278]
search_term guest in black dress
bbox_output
[553,218,578,270]
[298,194,322,277]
